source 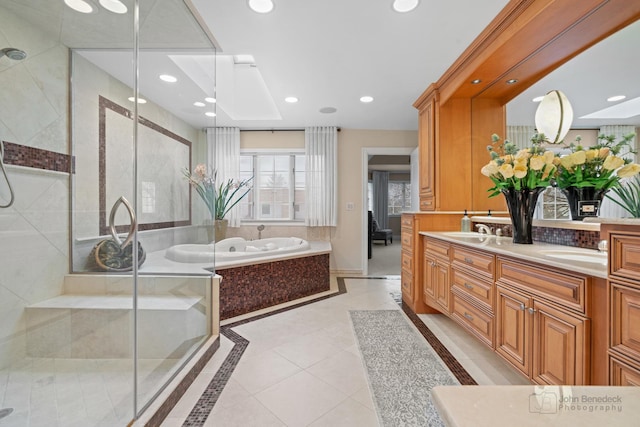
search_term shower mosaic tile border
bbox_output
[1,141,72,173]
[173,277,477,426]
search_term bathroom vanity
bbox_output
[418,229,608,386]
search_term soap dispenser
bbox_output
[461,210,471,232]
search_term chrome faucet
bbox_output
[475,224,492,235]
[257,224,265,240]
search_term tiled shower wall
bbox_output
[0,6,70,369]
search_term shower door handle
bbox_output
[109,196,137,248]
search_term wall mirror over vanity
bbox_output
[402,0,640,388]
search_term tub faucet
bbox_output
[475,224,492,235]
[257,224,265,240]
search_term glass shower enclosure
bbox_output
[0,0,218,425]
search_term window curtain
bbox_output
[507,125,536,150]
[206,127,242,227]
[598,125,637,218]
[372,171,389,229]
[305,126,337,226]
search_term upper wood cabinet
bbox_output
[412,0,640,213]
[416,86,437,211]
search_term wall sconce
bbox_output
[534,89,573,144]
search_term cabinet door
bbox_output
[418,98,435,211]
[434,260,450,313]
[423,252,437,301]
[532,300,589,385]
[495,285,530,376]
[610,355,640,386]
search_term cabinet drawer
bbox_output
[401,230,413,250]
[452,245,495,280]
[610,233,640,283]
[401,251,413,271]
[610,282,640,361]
[451,267,494,311]
[420,197,434,211]
[401,269,414,302]
[496,258,586,315]
[451,293,494,348]
[424,237,449,259]
[609,354,640,386]
[401,215,414,230]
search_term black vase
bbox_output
[561,186,608,221]
[501,187,544,244]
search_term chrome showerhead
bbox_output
[0,48,27,61]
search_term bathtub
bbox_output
[164,237,311,264]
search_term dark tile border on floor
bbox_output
[176,277,476,426]
[401,302,478,386]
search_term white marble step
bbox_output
[28,294,202,310]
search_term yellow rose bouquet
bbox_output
[554,133,640,191]
[481,133,557,197]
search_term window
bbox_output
[239,152,305,221]
[388,181,411,215]
[538,187,569,219]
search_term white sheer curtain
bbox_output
[305,126,337,226]
[598,125,637,218]
[507,125,536,149]
[206,127,242,227]
[372,171,389,229]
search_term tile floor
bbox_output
[160,276,529,426]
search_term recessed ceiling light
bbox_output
[285,97,298,103]
[532,96,545,102]
[360,96,374,103]
[607,95,626,102]
[248,0,274,14]
[471,79,482,84]
[392,0,419,13]
[194,101,205,107]
[205,112,216,117]
[128,96,147,104]
[159,74,177,83]
[506,79,518,84]
[205,97,216,103]
[319,107,337,114]
[99,0,127,14]
[64,0,94,13]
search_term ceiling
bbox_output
[3,0,639,132]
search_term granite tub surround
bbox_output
[218,253,331,320]
[432,385,640,427]
[421,231,607,279]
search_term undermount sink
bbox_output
[538,249,607,265]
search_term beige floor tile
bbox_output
[306,350,368,396]
[210,378,251,415]
[273,333,343,369]
[308,397,380,427]
[204,396,285,427]
[255,370,347,427]
[232,349,301,394]
[350,386,376,411]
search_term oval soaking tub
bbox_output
[164,237,311,263]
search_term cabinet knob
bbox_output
[519,303,526,311]
[463,312,474,321]
[430,261,437,267]
[528,307,536,314]
[464,283,474,290]
[464,257,473,264]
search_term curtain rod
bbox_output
[239,127,341,132]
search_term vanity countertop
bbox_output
[432,385,639,427]
[420,231,607,279]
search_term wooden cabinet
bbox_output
[604,226,640,385]
[417,86,437,211]
[401,214,417,307]
[495,258,590,385]
[423,237,450,313]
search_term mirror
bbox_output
[505,20,640,220]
